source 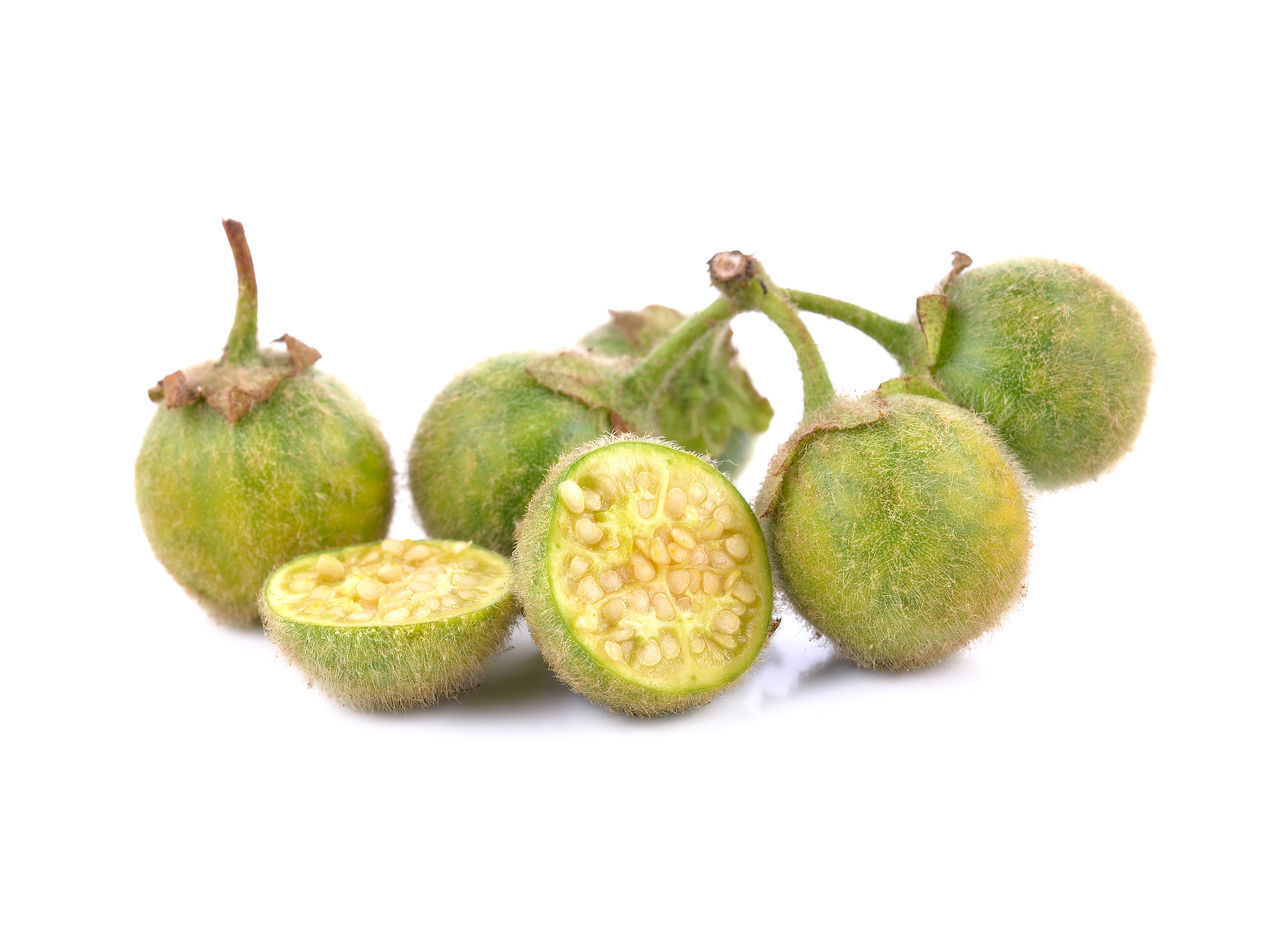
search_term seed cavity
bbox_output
[558,480,586,514]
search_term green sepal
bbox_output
[877,374,950,402]
[524,351,630,426]
[913,293,949,368]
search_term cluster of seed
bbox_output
[277,539,502,625]
[554,466,761,673]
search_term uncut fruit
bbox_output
[935,258,1154,488]
[758,392,1031,670]
[788,255,1154,489]
[263,539,517,710]
[135,220,394,625]
[514,437,773,716]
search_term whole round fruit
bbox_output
[758,392,1031,670]
[135,220,394,625]
[262,538,518,710]
[408,353,611,556]
[514,436,774,716]
[935,258,1153,488]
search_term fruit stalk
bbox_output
[785,289,920,371]
[708,251,836,414]
[619,295,737,399]
[221,219,260,366]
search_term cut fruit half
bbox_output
[262,538,517,710]
[514,437,774,716]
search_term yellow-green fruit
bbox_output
[136,372,394,625]
[936,258,1154,488]
[262,539,517,710]
[408,353,611,556]
[759,393,1031,670]
[514,437,773,716]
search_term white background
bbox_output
[3,2,1276,932]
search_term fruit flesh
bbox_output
[516,438,772,714]
[262,539,517,710]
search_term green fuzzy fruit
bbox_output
[935,258,1154,488]
[262,538,517,710]
[135,221,394,625]
[514,436,774,716]
[758,392,1031,670]
[408,353,612,556]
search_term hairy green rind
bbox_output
[135,372,395,625]
[934,258,1154,489]
[513,435,774,717]
[408,353,612,555]
[261,542,517,711]
[759,394,1031,670]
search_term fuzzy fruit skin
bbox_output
[935,258,1154,489]
[513,436,773,717]
[135,372,394,625]
[261,543,517,711]
[408,353,611,555]
[760,393,1030,670]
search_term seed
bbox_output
[677,597,694,613]
[665,487,687,519]
[700,521,724,540]
[457,588,478,600]
[620,640,634,657]
[713,610,741,634]
[652,592,675,621]
[357,579,385,601]
[667,569,690,594]
[712,632,737,649]
[603,598,626,623]
[584,489,602,511]
[613,626,635,642]
[632,553,655,582]
[348,610,375,622]
[309,586,333,600]
[689,483,706,504]
[689,547,708,566]
[710,551,734,570]
[599,570,623,593]
[384,608,410,623]
[671,527,696,550]
[691,635,707,654]
[381,539,405,555]
[725,535,749,560]
[579,577,604,603]
[558,480,586,514]
[638,640,662,666]
[575,517,603,545]
[315,555,345,581]
[377,564,403,583]
[660,635,680,659]
[568,555,590,578]
[702,571,722,596]
[404,543,432,562]
[604,640,623,661]
[714,505,734,525]
[636,498,656,519]
[668,545,689,563]
[288,577,313,594]
[649,538,671,565]
[627,590,651,613]
[732,580,757,603]
[637,470,654,490]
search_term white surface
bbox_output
[3,2,1276,932]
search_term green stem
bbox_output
[621,295,737,398]
[707,252,836,415]
[786,289,920,372]
[221,219,260,365]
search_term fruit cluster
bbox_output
[136,222,1153,716]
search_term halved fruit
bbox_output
[514,437,774,716]
[261,538,517,710]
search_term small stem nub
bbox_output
[941,251,972,292]
[221,219,260,366]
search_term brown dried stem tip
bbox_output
[709,251,754,287]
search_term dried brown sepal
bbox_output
[145,336,323,424]
[940,251,973,292]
